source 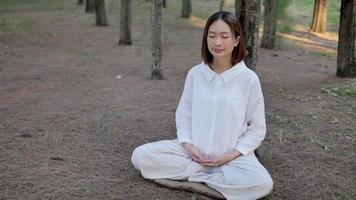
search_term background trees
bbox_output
[77,0,354,78]
[235,0,261,70]
[336,0,356,77]
[95,0,108,26]
[310,0,328,33]
[182,0,192,18]
[85,0,95,13]
[118,0,132,45]
[261,0,277,49]
[151,0,163,79]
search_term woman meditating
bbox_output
[131,11,273,200]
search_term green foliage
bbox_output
[191,193,200,200]
[275,0,293,34]
[276,0,292,19]
[321,82,356,97]
[278,24,292,33]
[327,0,341,31]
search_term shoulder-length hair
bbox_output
[201,11,246,65]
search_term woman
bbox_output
[131,11,273,200]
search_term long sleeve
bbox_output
[175,71,194,144]
[235,76,266,156]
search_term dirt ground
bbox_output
[0,2,355,200]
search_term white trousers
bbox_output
[131,139,273,200]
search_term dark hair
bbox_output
[201,11,246,65]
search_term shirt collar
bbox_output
[201,61,246,83]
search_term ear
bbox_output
[234,36,240,47]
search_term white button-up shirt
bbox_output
[176,61,266,157]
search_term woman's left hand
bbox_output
[200,150,241,166]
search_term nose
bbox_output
[213,38,222,47]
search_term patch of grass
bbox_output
[309,51,337,57]
[0,15,39,40]
[266,111,289,124]
[334,191,351,200]
[0,0,75,12]
[321,82,356,97]
[278,24,293,33]
[274,34,290,49]
[191,193,199,200]
[0,0,76,41]
[292,121,309,142]
[284,94,310,102]
[274,127,285,143]
[65,48,100,62]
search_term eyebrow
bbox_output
[208,31,230,34]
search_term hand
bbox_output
[200,150,241,167]
[183,143,210,163]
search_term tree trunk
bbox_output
[95,0,109,26]
[119,0,132,45]
[182,0,192,18]
[235,0,261,70]
[78,0,84,5]
[220,0,226,11]
[235,0,248,39]
[151,0,163,79]
[85,0,95,13]
[261,0,277,49]
[310,0,328,33]
[337,0,356,77]
[163,0,167,8]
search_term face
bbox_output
[207,20,239,62]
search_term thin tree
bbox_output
[85,0,95,13]
[182,0,192,18]
[151,0,163,79]
[235,0,261,70]
[310,0,328,33]
[148,0,166,7]
[261,0,277,49]
[95,0,109,26]
[337,0,356,77]
[220,0,226,11]
[119,0,132,45]
[78,0,84,5]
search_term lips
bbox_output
[213,48,224,53]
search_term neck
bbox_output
[211,58,232,74]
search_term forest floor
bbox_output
[0,0,355,200]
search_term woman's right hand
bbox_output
[183,143,209,163]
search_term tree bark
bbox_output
[182,0,192,18]
[220,0,226,11]
[151,0,164,79]
[235,0,261,70]
[78,0,84,5]
[310,0,328,33]
[261,0,277,49]
[337,0,356,77]
[95,0,109,26]
[85,0,95,13]
[235,0,248,39]
[163,0,167,8]
[119,0,132,45]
